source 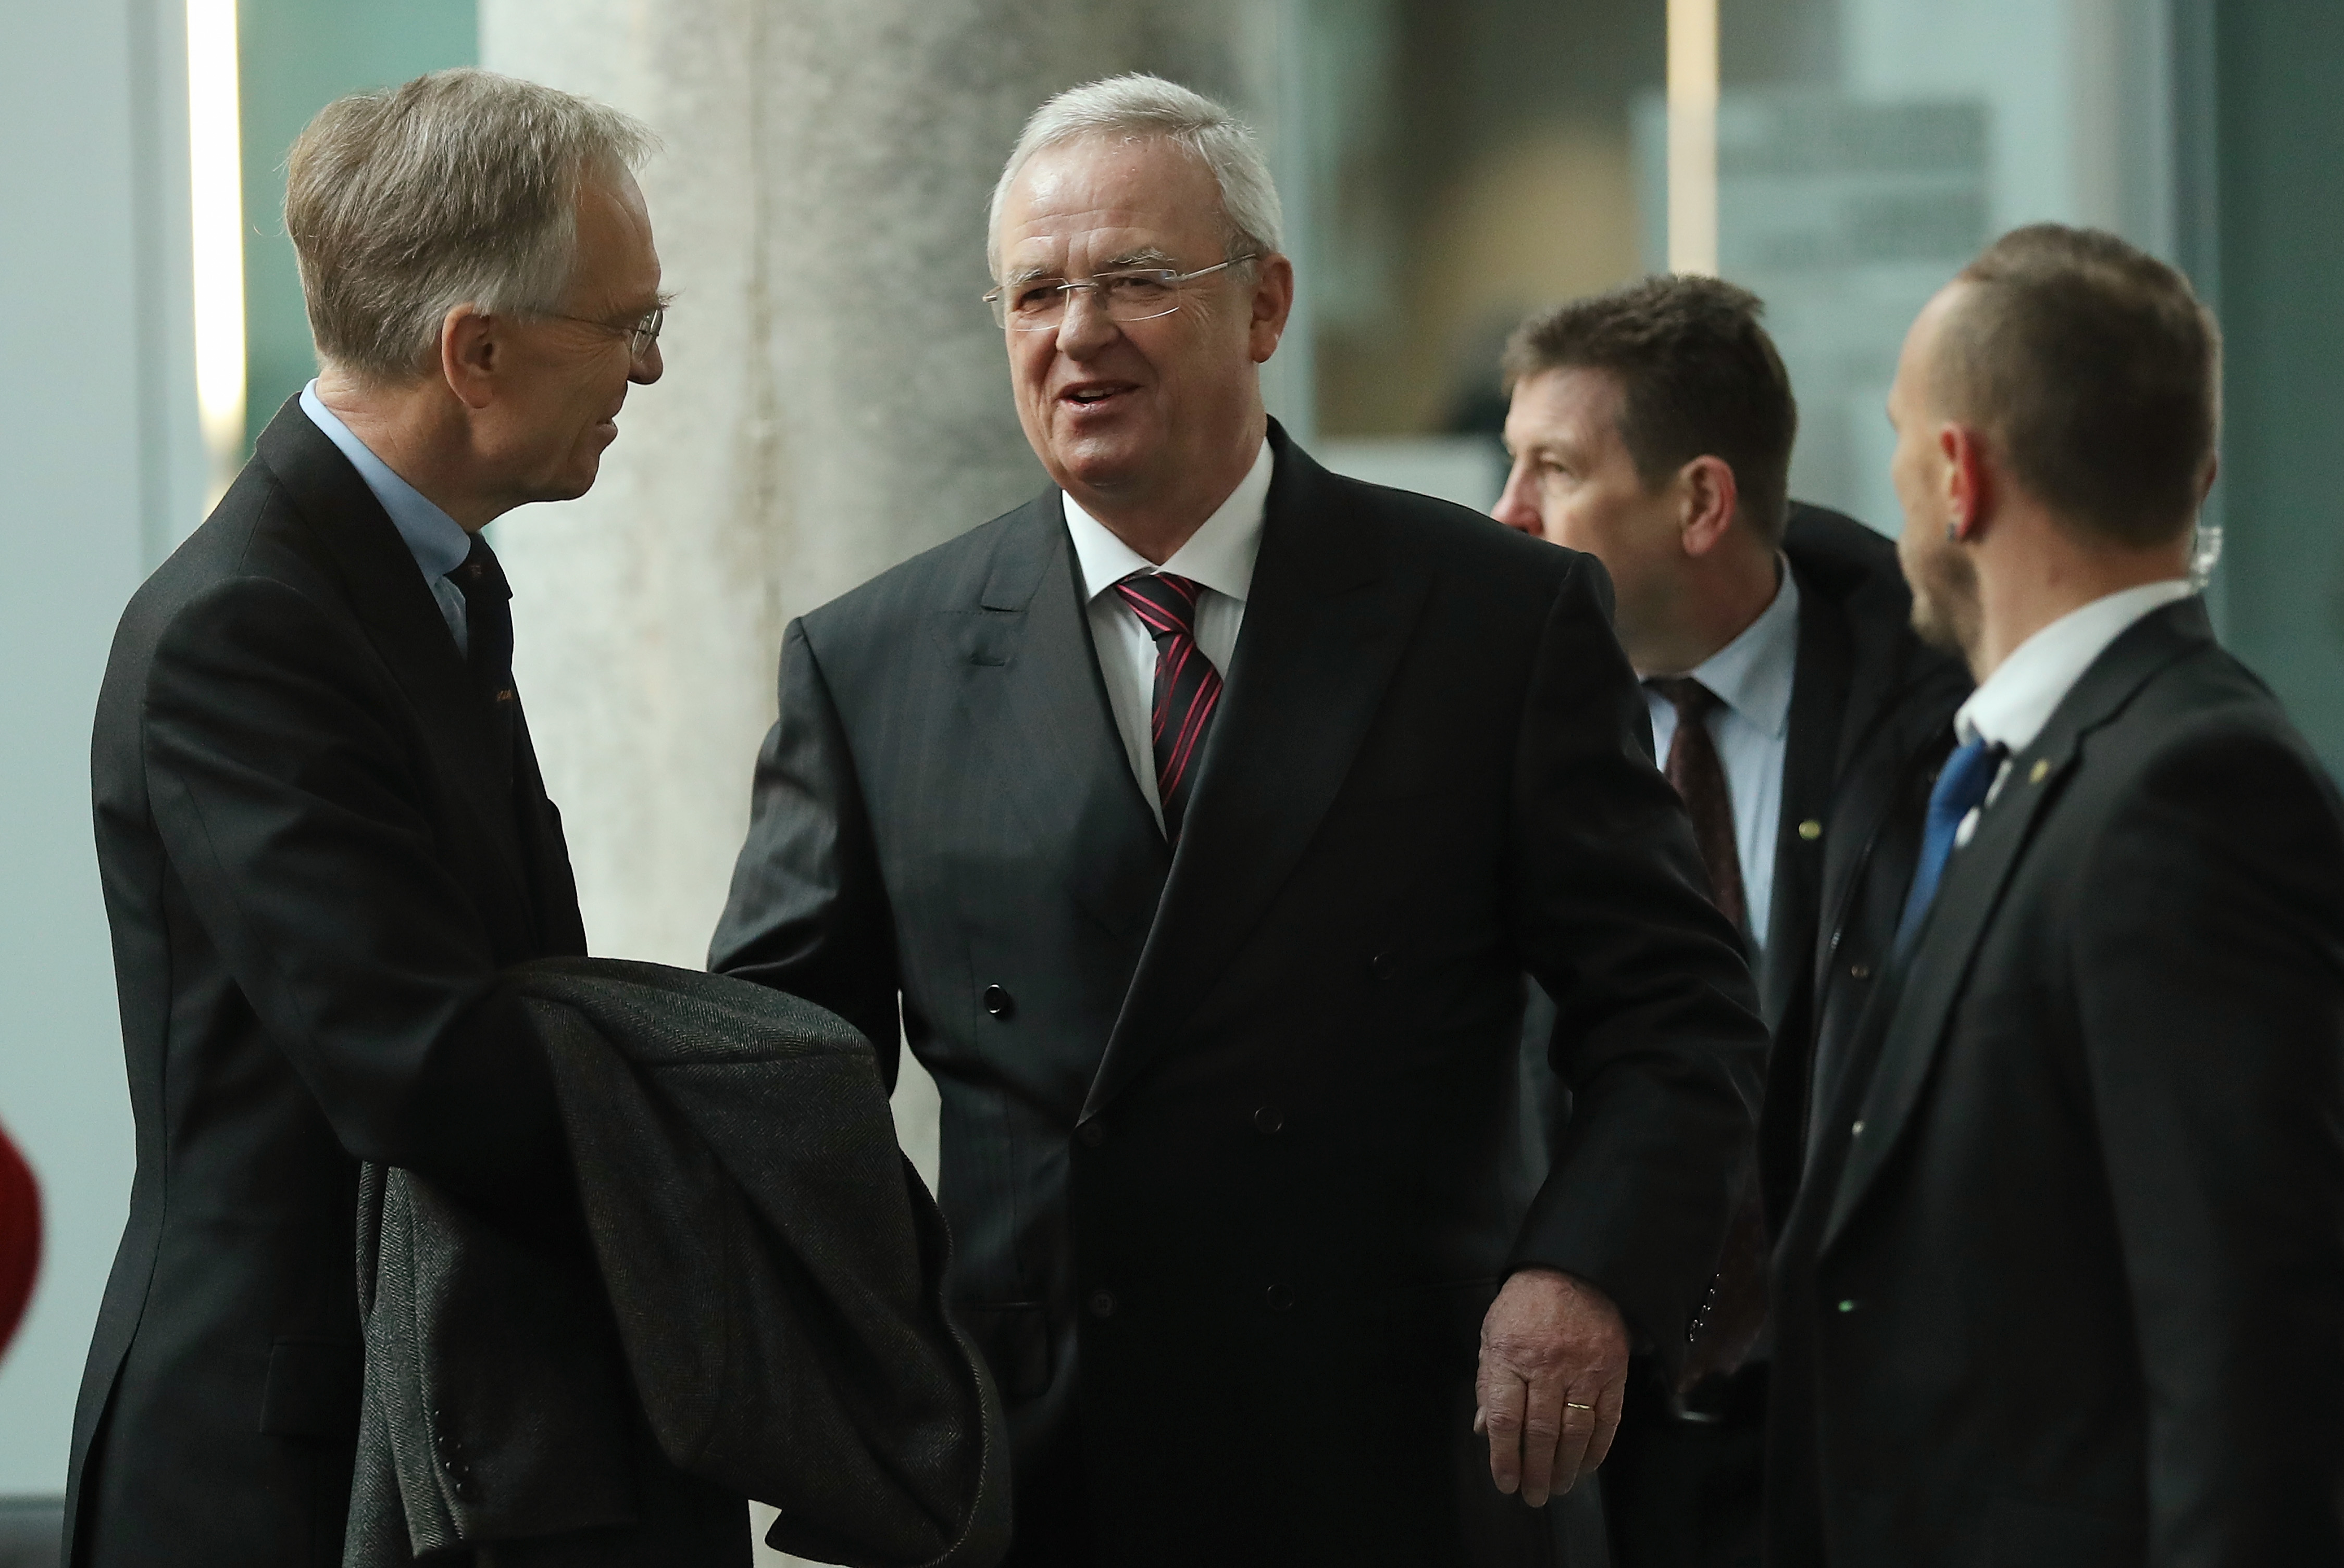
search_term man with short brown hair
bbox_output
[1768,223,2344,1566]
[1495,275,1968,1568]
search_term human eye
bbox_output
[1013,281,1066,312]
[1104,271,1175,303]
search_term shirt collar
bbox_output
[1063,436,1273,604]
[1674,558,1801,741]
[1955,579,2196,753]
[300,380,475,581]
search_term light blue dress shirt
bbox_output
[300,380,475,655]
[1645,562,1802,954]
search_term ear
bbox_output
[1942,423,1992,542]
[1676,455,1741,558]
[439,305,498,412]
[1248,253,1296,365]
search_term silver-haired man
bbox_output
[713,74,1764,1565]
[70,70,676,1565]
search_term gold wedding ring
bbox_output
[1565,1400,1595,1411]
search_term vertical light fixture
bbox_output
[186,0,245,504]
[1667,0,1719,275]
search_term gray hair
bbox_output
[285,68,657,382]
[986,74,1283,279]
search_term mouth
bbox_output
[1057,380,1138,413]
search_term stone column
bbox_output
[478,4,1260,1559]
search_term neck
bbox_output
[1067,416,1266,566]
[1968,508,2192,680]
[1629,540,1781,678]
[315,367,504,533]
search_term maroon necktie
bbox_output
[1114,572,1223,843]
[1647,675,1768,1401]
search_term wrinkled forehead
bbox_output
[995,134,1225,276]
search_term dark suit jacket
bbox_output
[1755,506,1969,1233]
[70,399,587,1567]
[1767,598,2344,1566]
[346,958,1007,1568]
[711,423,1767,1566]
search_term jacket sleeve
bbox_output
[2076,727,2344,1567]
[1503,550,1767,1373]
[708,618,904,1085]
[141,575,569,1222]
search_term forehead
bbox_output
[1507,366,1628,454]
[998,134,1224,264]
[571,169,662,300]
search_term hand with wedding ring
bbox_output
[1473,1266,1630,1507]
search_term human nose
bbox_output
[1492,455,1543,536]
[631,338,663,385]
[1053,282,1119,357]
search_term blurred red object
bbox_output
[0,1122,39,1354]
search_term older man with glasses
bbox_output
[714,73,1766,1567]
[70,70,675,1567]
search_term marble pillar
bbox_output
[478,3,1263,1559]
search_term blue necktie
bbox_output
[1893,736,2007,954]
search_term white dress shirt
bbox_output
[300,379,475,654]
[1951,578,2196,845]
[1646,562,1801,952]
[1064,438,1274,827]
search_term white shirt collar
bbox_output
[1063,436,1273,604]
[300,380,474,580]
[1672,558,1801,742]
[1956,579,2196,753]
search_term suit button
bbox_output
[1849,962,1872,981]
[1369,952,1398,981]
[982,984,1014,1019]
[1078,1120,1106,1148]
[1088,1289,1117,1319]
[1264,1283,1296,1312]
[1253,1105,1285,1134]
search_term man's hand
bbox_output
[1474,1267,1630,1507]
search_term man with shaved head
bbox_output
[715,73,1766,1566]
[1768,224,2344,1566]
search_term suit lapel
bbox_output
[253,400,543,947]
[1759,558,1852,1031]
[931,495,1170,943]
[1084,431,1432,1116]
[1820,599,2215,1251]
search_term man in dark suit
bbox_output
[1769,224,2344,1565]
[1491,278,1969,1568]
[71,72,682,1566]
[712,74,1767,1567]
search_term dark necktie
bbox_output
[1648,677,1747,931]
[1647,675,1766,1402]
[450,535,518,767]
[1113,572,1223,844]
[1893,735,2007,954]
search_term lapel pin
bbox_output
[1798,819,1823,841]
[2028,759,2050,785]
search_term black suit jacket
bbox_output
[1767,598,2344,1566]
[70,400,587,1567]
[712,424,1767,1565]
[1754,506,1969,1231]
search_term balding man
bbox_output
[71,71,680,1566]
[1768,225,2344,1566]
[714,74,1765,1566]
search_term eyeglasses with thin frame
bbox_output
[542,303,667,360]
[983,256,1258,331]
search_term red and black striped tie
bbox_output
[1114,571,1222,843]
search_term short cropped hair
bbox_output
[1938,224,2220,546]
[987,74,1282,279]
[285,68,657,382]
[1503,276,1798,545]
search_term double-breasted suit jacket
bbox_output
[1768,598,2344,1566]
[713,423,1769,1565]
[71,402,592,1567]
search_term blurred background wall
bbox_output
[4,0,2340,1550]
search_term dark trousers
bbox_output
[1599,1362,1766,1568]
